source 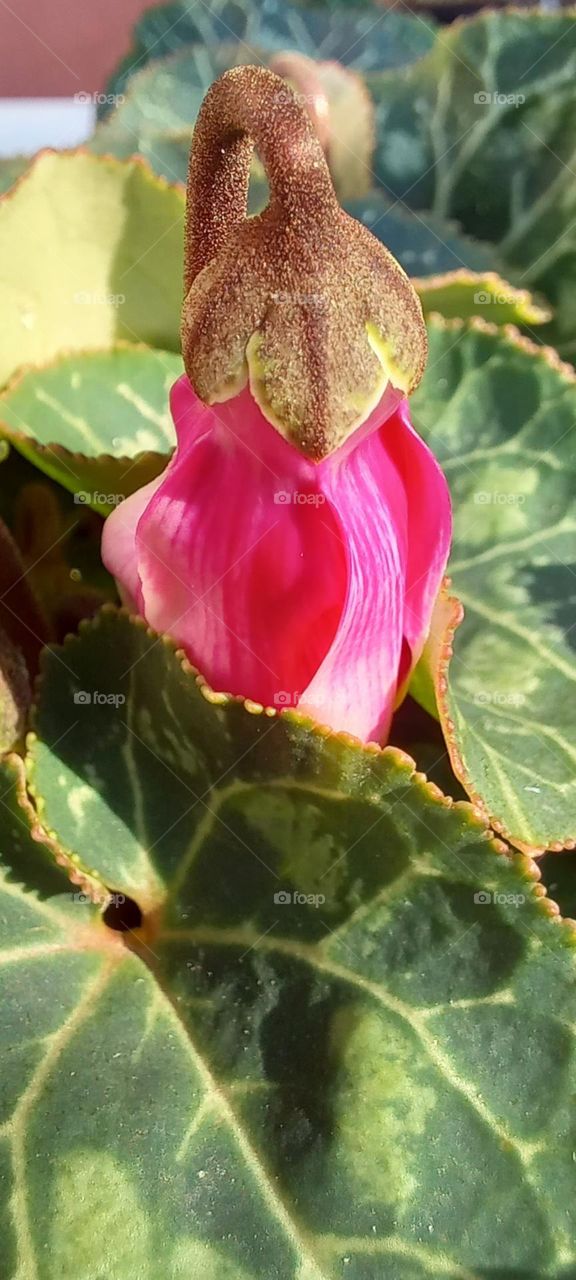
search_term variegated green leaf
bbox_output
[345,193,495,275]
[416,271,550,327]
[369,9,576,354]
[410,316,576,852]
[91,46,237,183]
[4,607,571,1276]
[101,0,436,115]
[0,346,180,514]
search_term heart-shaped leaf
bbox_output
[0,150,184,389]
[94,3,434,201]
[410,316,576,853]
[0,346,180,513]
[369,9,576,354]
[6,606,574,1274]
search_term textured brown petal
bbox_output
[182,65,426,460]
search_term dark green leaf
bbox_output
[369,10,576,354]
[10,607,574,1275]
[345,193,496,276]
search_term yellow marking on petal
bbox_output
[247,329,391,459]
[366,322,412,394]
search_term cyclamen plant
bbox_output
[1,14,576,1280]
[103,67,451,742]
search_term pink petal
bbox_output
[132,381,347,707]
[101,476,162,612]
[102,375,451,744]
[300,417,407,742]
[384,400,452,690]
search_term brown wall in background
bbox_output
[0,0,155,96]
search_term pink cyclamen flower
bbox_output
[102,66,451,743]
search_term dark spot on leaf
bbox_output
[103,894,143,933]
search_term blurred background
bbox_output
[1,0,153,94]
[0,0,152,154]
[0,0,566,157]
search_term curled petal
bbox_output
[382,400,452,692]
[102,376,451,744]
[101,477,160,613]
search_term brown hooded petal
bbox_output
[181,65,427,461]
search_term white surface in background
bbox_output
[0,99,96,158]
